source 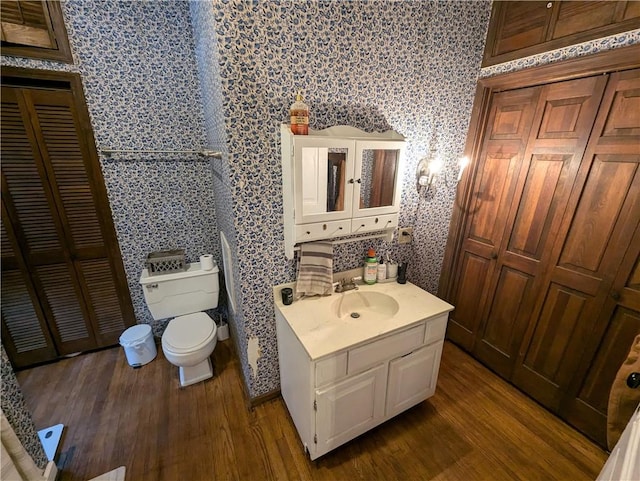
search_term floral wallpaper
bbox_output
[1,346,47,469]
[192,0,493,397]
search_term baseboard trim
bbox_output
[249,388,281,408]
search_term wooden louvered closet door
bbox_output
[1,78,134,368]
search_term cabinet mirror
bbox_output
[359,148,400,209]
[300,147,348,216]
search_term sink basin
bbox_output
[331,291,400,322]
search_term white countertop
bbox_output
[274,281,454,360]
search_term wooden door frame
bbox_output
[438,44,640,302]
[1,67,136,362]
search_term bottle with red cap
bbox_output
[363,248,378,285]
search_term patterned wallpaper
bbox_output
[2,0,221,336]
[194,0,493,397]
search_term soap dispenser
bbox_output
[290,91,309,135]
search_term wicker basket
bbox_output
[145,249,186,276]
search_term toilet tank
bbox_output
[139,261,219,320]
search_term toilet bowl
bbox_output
[162,312,218,387]
[140,261,220,387]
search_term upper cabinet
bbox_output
[281,125,405,259]
[483,1,640,67]
[1,1,73,63]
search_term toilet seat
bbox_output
[162,312,216,354]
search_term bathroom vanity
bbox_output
[274,281,454,460]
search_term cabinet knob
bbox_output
[306,231,311,235]
[491,252,498,260]
[611,291,621,301]
[323,224,327,230]
[356,178,361,184]
[374,218,379,223]
[349,179,355,184]
[546,2,552,8]
[338,226,343,230]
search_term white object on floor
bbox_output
[88,466,126,481]
[217,322,229,341]
[37,424,64,461]
[119,324,157,367]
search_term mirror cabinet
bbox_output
[281,125,405,259]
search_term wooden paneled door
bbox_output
[514,69,640,446]
[442,52,640,446]
[448,75,607,379]
[1,69,135,368]
[446,86,540,355]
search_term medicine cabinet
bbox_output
[281,125,405,259]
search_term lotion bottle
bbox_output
[377,258,386,282]
[363,248,378,285]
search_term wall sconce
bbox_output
[416,156,444,193]
[416,155,470,193]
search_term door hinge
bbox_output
[313,400,317,411]
[314,434,317,444]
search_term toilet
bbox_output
[139,261,219,387]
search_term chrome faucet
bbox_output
[335,277,359,293]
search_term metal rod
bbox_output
[293,232,390,251]
[101,148,222,158]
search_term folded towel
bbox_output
[296,241,334,298]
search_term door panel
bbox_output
[386,343,442,418]
[35,264,95,352]
[1,78,134,367]
[447,253,493,349]
[315,364,387,458]
[30,91,105,251]
[507,154,572,259]
[0,204,57,366]
[447,87,540,349]
[475,267,534,378]
[513,70,640,442]
[474,75,607,377]
[559,158,637,273]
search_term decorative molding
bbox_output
[481,28,640,78]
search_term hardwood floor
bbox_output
[16,340,607,481]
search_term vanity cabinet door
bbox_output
[293,137,355,224]
[314,363,387,458]
[386,342,444,418]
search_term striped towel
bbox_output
[295,241,334,297]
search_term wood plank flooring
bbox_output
[16,340,607,481]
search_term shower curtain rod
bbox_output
[101,148,222,158]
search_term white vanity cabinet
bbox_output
[275,298,450,460]
[281,125,405,259]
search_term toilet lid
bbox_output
[162,312,215,353]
